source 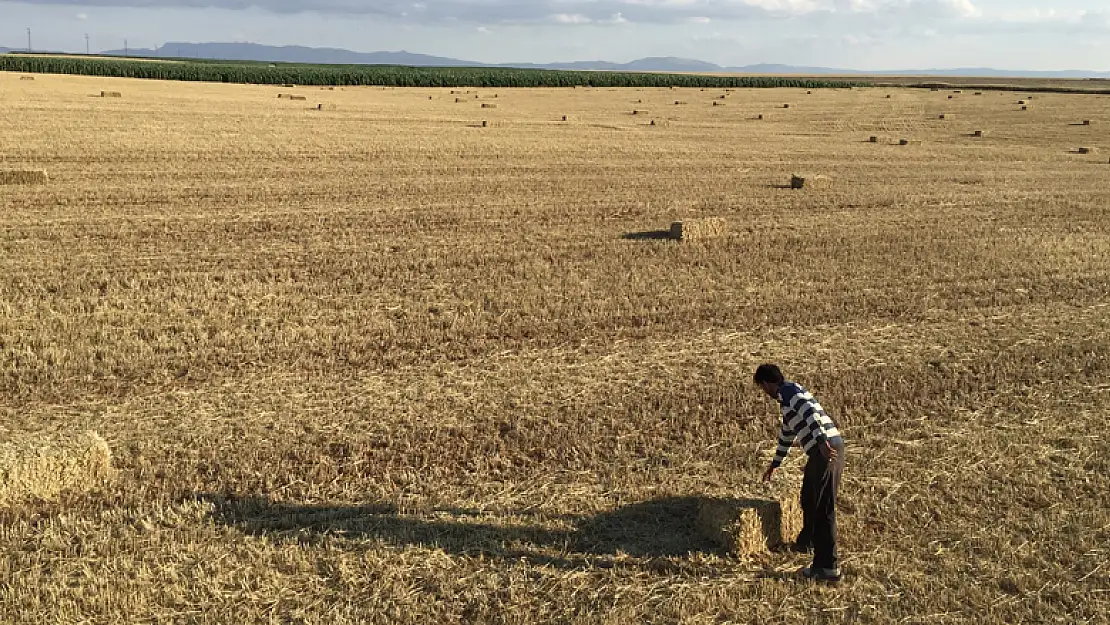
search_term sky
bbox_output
[1,0,1108,70]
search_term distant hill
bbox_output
[10,41,1110,78]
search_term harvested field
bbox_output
[0,71,1108,624]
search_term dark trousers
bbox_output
[797,440,845,570]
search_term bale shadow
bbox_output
[199,494,722,566]
[621,230,674,241]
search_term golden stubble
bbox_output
[0,71,1108,623]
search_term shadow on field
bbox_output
[199,494,722,567]
[621,230,674,241]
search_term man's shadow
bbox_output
[201,494,725,568]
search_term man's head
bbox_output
[753,363,785,399]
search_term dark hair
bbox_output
[753,364,784,385]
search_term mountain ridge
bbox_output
[5,42,1109,78]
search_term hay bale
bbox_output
[0,170,48,185]
[757,114,764,120]
[973,130,985,137]
[948,95,954,99]
[277,94,290,99]
[712,101,724,107]
[974,92,983,95]
[670,217,727,242]
[481,120,488,128]
[939,113,953,120]
[782,103,790,109]
[20,76,35,81]
[696,495,802,554]
[288,95,307,101]
[282,83,296,88]
[791,174,830,189]
[869,136,879,143]
[316,103,335,110]
[1021,106,1029,111]
[456,98,463,103]
[900,139,921,146]
[1078,147,1098,155]
[481,103,497,108]
[674,101,686,105]
[1018,100,1026,104]
[885,94,892,99]
[0,431,112,507]
[100,91,122,98]
[1083,120,1092,126]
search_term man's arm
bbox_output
[770,423,796,469]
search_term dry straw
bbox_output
[670,217,727,242]
[100,91,122,98]
[0,170,48,185]
[696,493,802,554]
[0,431,112,507]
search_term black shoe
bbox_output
[800,566,842,583]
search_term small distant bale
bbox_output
[100,91,122,98]
[757,114,764,120]
[791,174,830,189]
[674,101,686,105]
[0,431,112,507]
[288,95,307,101]
[1078,147,1098,155]
[456,98,463,103]
[0,170,48,185]
[696,495,802,554]
[632,110,642,115]
[973,130,985,137]
[974,92,983,95]
[1018,100,1026,104]
[718,95,727,99]
[670,217,727,242]
[1082,120,1092,126]
[481,121,488,128]
[277,93,290,99]
[807,90,812,95]
[649,120,656,126]
[712,101,724,107]
[948,95,954,99]
[885,94,892,99]
[429,96,433,100]
[939,113,953,120]
[20,76,35,81]
[869,136,879,143]
[561,115,568,121]
[481,103,497,108]
[782,104,790,109]
[316,103,335,110]
[282,83,296,88]
[900,139,921,146]
[1021,106,1029,111]
[953,90,963,93]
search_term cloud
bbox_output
[76,11,90,19]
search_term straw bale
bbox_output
[481,121,488,128]
[757,114,764,120]
[939,113,953,120]
[670,217,727,242]
[481,103,497,108]
[1078,147,1097,155]
[791,174,830,189]
[869,136,879,143]
[100,91,122,98]
[282,83,296,88]
[973,130,985,137]
[0,431,112,507]
[900,138,921,146]
[288,95,307,101]
[20,76,35,81]
[712,101,724,106]
[696,494,802,554]
[782,103,790,108]
[1083,120,1092,126]
[0,170,48,185]
[1021,106,1029,111]
[316,103,336,110]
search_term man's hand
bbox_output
[762,466,777,482]
[819,440,837,460]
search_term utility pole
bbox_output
[86,33,90,55]
[27,28,32,53]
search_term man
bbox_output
[754,363,845,582]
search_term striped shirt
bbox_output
[770,381,843,468]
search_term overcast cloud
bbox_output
[2,0,1108,70]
